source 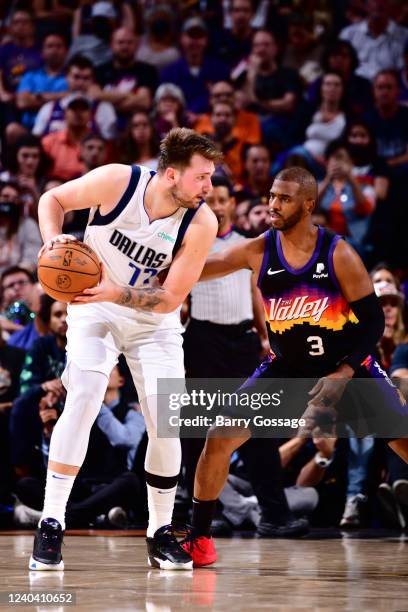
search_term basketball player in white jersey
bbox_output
[29,128,220,571]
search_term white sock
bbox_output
[39,470,76,530]
[146,484,177,538]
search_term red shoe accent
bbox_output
[181,535,217,567]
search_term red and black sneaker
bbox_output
[181,529,217,567]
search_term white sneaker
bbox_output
[340,494,367,528]
[14,499,42,528]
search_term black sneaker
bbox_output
[29,518,64,571]
[256,516,309,538]
[146,525,193,570]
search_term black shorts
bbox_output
[218,355,408,439]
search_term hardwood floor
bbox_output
[1,533,408,610]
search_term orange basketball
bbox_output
[38,241,101,302]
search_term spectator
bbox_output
[279,435,346,526]
[16,33,68,132]
[281,14,324,84]
[246,197,270,237]
[62,133,108,240]
[152,83,189,141]
[234,199,252,233]
[235,144,272,201]
[210,0,255,69]
[340,0,408,80]
[0,134,50,218]
[121,110,159,169]
[318,141,375,252]
[33,55,117,141]
[371,262,400,287]
[343,119,390,202]
[232,29,302,148]
[281,72,347,179]
[1,266,40,313]
[0,181,42,274]
[136,4,180,71]
[374,280,406,371]
[68,3,117,68]
[72,1,135,39]
[79,132,108,171]
[160,17,229,115]
[308,40,373,116]
[0,9,41,133]
[194,79,261,145]
[0,331,25,512]
[364,70,408,177]
[41,94,92,180]
[95,27,158,130]
[204,101,250,181]
[9,296,67,478]
[14,362,145,529]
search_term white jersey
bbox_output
[83,164,198,329]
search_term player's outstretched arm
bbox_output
[200,234,265,281]
[72,205,219,313]
[333,239,385,373]
[38,164,132,255]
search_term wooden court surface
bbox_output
[1,532,408,610]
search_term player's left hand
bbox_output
[71,264,121,304]
[308,371,351,409]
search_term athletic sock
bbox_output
[39,470,76,530]
[145,472,179,538]
[146,484,177,538]
[191,497,217,537]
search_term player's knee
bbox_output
[203,433,242,459]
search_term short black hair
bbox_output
[322,40,359,73]
[324,138,347,160]
[81,132,106,146]
[67,55,95,73]
[1,266,35,287]
[274,166,318,201]
[211,175,233,195]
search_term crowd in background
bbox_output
[0,0,408,534]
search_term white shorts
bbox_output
[62,302,185,401]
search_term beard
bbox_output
[169,184,201,209]
[273,207,304,231]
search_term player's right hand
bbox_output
[38,234,78,258]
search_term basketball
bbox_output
[37,241,102,302]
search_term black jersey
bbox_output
[257,226,358,376]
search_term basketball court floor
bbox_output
[1,530,408,610]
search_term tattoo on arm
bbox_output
[114,287,165,311]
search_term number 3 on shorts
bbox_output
[307,335,325,356]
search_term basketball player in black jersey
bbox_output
[182,166,408,567]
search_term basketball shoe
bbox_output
[146,525,193,570]
[181,529,217,567]
[29,518,64,571]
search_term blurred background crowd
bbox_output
[0,0,408,536]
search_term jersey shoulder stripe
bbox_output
[172,203,203,258]
[89,164,141,227]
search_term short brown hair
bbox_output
[157,127,223,172]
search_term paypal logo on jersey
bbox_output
[313,262,328,279]
[157,231,175,244]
